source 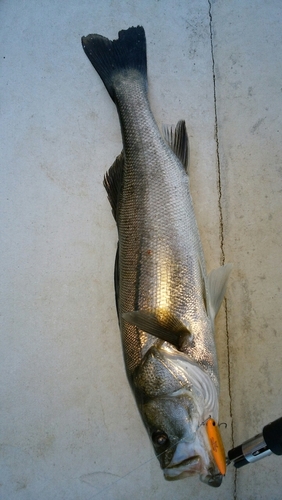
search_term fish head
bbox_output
[141,393,222,486]
[134,344,223,486]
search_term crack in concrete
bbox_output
[208,2,236,498]
[224,296,237,499]
[208,1,224,265]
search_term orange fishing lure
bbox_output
[206,418,226,475]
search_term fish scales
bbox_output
[114,75,212,374]
[81,25,232,487]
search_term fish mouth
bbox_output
[200,472,223,488]
[163,455,202,480]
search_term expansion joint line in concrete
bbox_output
[208,2,236,498]
[208,1,224,264]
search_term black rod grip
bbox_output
[263,417,282,456]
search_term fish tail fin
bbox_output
[81,26,147,102]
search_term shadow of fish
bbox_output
[81,26,231,487]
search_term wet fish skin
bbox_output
[81,26,231,487]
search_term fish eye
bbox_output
[152,430,169,446]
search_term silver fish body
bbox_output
[82,26,231,487]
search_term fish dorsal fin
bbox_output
[198,258,208,314]
[206,264,233,323]
[103,151,124,221]
[122,310,191,348]
[163,120,189,172]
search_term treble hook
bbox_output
[218,422,228,429]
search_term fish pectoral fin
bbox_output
[103,151,124,221]
[206,264,233,323]
[162,120,189,172]
[122,310,191,348]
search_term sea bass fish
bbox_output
[81,26,231,487]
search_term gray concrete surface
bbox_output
[1,0,281,499]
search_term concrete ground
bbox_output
[1,0,282,499]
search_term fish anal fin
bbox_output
[206,264,233,323]
[122,310,191,348]
[163,120,189,172]
[103,151,124,221]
